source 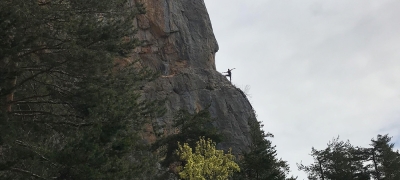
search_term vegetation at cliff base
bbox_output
[233,119,296,180]
[152,109,223,178]
[176,137,240,180]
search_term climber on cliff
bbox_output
[223,68,235,81]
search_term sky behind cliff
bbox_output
[204,0,400,179]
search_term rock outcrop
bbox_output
[132,0,256,153]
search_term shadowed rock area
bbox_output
[131,0,256,153]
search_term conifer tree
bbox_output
[299,134,400,180]
[235,119,294,180]
[298,137,369,180]
[0,0,161,179]
[364,134,400,180]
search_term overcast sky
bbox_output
[203,0,400,179]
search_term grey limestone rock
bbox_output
[131,0,256,153]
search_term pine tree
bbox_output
[0,0,161,179]
[235,119,294,180]
[298,137,370,180]
[364,134,400,180]
[299,135,400,180]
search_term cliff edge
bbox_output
[132,0,256,153]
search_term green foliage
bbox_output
[234,119,294,180]
[298,137,369,180]
[0,0,163,179]
[363,134,400,180]
[298,134,400,180]
[152,109,223,169]
[176,137,240,180]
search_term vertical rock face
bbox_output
[133,0,256,153]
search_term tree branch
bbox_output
[31,120,92,127]
[10,167,47,180]
[0,60,69,97]
[21,68,75,77]
[10,110,83,119]
[11,100,68,105]
[18,42,65,58]
[12,94,52,102]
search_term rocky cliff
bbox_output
[132,0,256,153]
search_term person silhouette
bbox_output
[223,68,235,81]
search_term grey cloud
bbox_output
[204,0,400,179]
